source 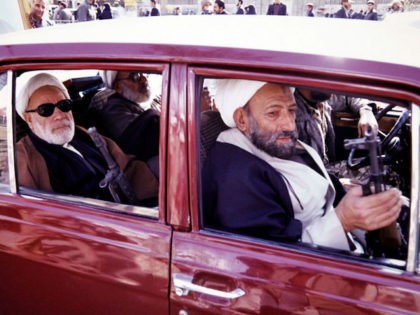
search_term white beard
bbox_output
[120,83,150,104]
[31,117,75,145]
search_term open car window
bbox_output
[199,76,412,269]
[14,68,163,218]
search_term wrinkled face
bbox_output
[237,84,298,159]
[116,71,151,104]
[24,86,75,145]
[30,0,46,19]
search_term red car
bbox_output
[0,16,419,314]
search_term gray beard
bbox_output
[120,83,150,104]
[248,115,297,159]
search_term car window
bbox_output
[14,68,163,217]
[199,76,412,268]
[0,71,9,188]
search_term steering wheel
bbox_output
[347,107,410,170]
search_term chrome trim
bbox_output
[6,70,16,194]
[19,187,159,218]
[407,104,419,273]
[173,273,245,299]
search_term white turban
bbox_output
[16,72,70,118]
[215,79,266,128]
[100,70,118,89]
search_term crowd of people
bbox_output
[27,0,410,29]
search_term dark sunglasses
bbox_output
[115,72,147,83]
[25,99,73,117]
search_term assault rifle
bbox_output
[88,127,140,205]
[344,125,401,257]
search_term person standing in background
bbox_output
[29,0,54,28]
[150,0,160,16]
[77,0,96,21]
[267,0,287,16]
[236,0,245,14]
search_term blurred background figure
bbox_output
[306,2,315,16]
[267,0,287,16]
[29,0,54,28]
[200,0,212,14]
[150,0,161,16]
[364,0,378,20]
[98,2,113,19]
[53,1,72,23]
[245,4,257,14]
[213,0,228,14]
[235,0,245,14]
[387,0,403,13]
[174,6,182,15]
[77,0,96,21]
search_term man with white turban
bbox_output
[202,79,401,251]
[16,72,158,206]
[89,70,160,162]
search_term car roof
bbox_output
[0,15,419,69]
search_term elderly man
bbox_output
[29,0,54,28]
[202,79,401,251]
[89,70,160,163]
[16,73,158,205]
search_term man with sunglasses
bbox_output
[16,73,158,205]
[90,70,160,163]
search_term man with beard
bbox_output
[89,70,160,164]
[202,79,401,251]
[16,73,158,205]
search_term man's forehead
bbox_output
[249,84,295,108]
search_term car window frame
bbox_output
[7,62,170,222]
[189,66,420,273]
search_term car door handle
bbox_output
[172,273,245,299]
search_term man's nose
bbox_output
[279,113,295,131]
[52,107,68,119]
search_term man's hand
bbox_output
[335,186,401,232]
[358,107,378,137]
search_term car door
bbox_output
[169,66,420,314]
[0,65,172,315]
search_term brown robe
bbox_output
[16,127,158,202]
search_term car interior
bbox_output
[0,69,413,269]
[198,76,412,267]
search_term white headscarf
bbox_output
[100,70,118,89]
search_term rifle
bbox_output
[88,127,140,206]
[344,125,401,257]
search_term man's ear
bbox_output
[23,113,33,129]
[233,107,249,133]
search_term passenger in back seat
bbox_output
[89,70,160,165]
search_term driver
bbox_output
[203,79,401,251]
[16,72,158,205]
